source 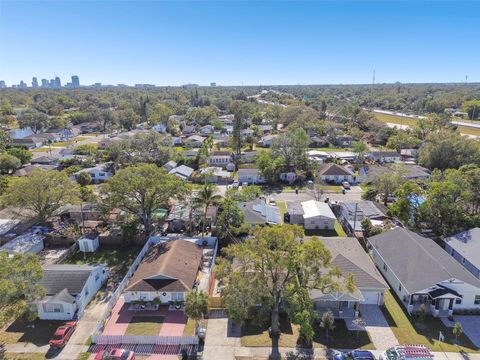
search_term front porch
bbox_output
[405,286,460,318]
[314,300,358,319]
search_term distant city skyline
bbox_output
[1,1,479,85]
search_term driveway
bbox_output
[203,310,240,360]
[359,305,398,349]
[442,315,480,347]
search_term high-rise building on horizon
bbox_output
[19,80,27,89]
[32,77,38,88]
[41,79,49,88]
[71,75,80,88]
[0,81,6,89]
[54,76,61,88]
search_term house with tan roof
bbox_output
[123,240,203,304]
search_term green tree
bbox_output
[386,130,421,151]
[0,176,8,196]
[272,128,310,170]
[389,181,424,226]
[256,151,284,184]
[116,108,140,130]
[101,164,190,235]
[461,99,480,120]
[148,103,176,125]
[76,171,92,186]
[453,322,463,342]
[17,108,50,134]
[6,147,32,165]
[371,166,404,206]
[352,141,368,162]
[3,170,79,224]
[0,129,11,152]
[216,225,346,358]
[0,252,45,327]
[216,198,245,245]
[194,183,222,234]
[419,130,480,170]
[184,290,209,331]
[319,310,335,344]
[0,153,21,174]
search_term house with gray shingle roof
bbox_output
[368,228,480,317]
[309,237,389,318]
[444,228,480,279]
[36,264,107,320]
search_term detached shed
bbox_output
[78,236,100,252]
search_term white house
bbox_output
[37,264,107,320]
[258,134,277,147]
[369,151,401,163]
[287,200,336,230]
[168,165,194,180]
[183,135,206,148]
[152,122,167,133]
[123,240,202,304]
[208,151,234,169]
[72,163,113,183]
[317,163,355,184]
[369,228,480,317]
[444,228,480,279]
[237,168,266,184]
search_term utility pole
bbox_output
[465,75,468,85]
[372,70,375,85]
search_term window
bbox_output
[172,292,184,301]
[456,298,462,305]
[398,284,402,292]
[43,303,64,313]
[450,249,455,256]
[475,295,480,305]
[462,257,466,264]
[383,263,388,272]
[85,288,89,297]
[95,273,100,281]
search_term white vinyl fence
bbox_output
[92,335,198,345]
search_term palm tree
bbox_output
[184,290,209,333]
[194,183,222,234]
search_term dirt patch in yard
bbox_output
[0,318,62,346]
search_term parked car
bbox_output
[95,349,135,360]
[49,321,77,348]
[334,350,375,360]
[380,345,433,360]
[342,181,351,189]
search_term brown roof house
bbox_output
[123,240,203,304]
[317,163,355,184]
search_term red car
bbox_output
[49,321,77,348]
[95,349,135,360]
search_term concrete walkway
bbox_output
[360,305,398,350]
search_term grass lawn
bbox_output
[374,113,480,137]
[73,136,93,141]
[276,201,287,219]
[0,318,62,345]
[64,246,140,279]
[241,315,374,349]
[382,291,479,352]
[5,353,46,360]
[30,147,50,153]
[334,221,347,237]
[320,185,342,192]
[49,141,71,147]
[125,315,164,336]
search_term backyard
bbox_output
[241,314,374,349]
[382,291,479,352]
[64,245,141,282]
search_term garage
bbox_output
[361,291,382,305]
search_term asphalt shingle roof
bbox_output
[40,265,96,296]
[444,228,480,270]
[368,228,480,294]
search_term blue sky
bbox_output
[1,1,479,86]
